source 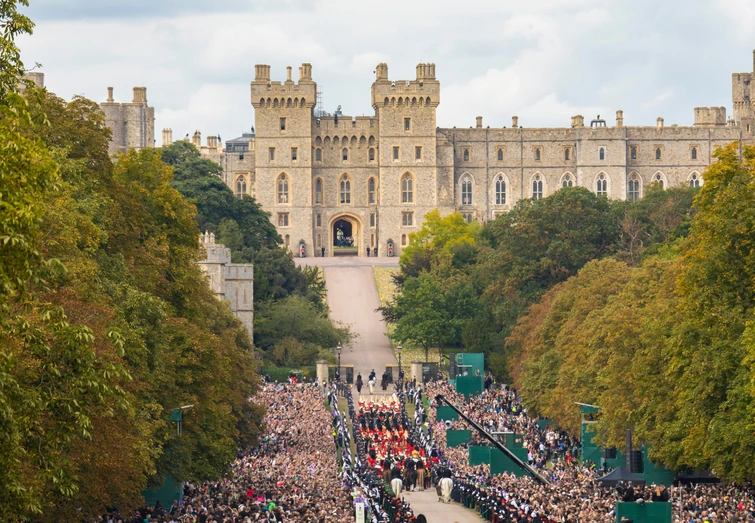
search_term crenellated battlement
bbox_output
[251,63,317,109]
[371,62,440,109]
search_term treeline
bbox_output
[386,144,755,479]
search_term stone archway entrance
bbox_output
[329,214,362,256]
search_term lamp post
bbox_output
[336,343,342,382]
[397,344,403,383]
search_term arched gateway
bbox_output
[329,213,363,256]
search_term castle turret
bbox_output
[100,85,155,155]
[162,128,172,147]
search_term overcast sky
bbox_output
[18,0,755,143]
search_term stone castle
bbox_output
[104,50,755,258]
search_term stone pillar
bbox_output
[616,110,624,128]
[192,130,201,147]
[162,128,172,147]
[657,117,664,129]
[107,86,114,102]
[511,116,519,128]
[476,116,483,128]
[132,86,147,103]
[317,360,329,385]
[410,362,424,383]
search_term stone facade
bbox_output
[198,231,254,340]
[101,86,155,156]
[168,50,755,258]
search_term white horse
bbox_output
[391,477,403,497]
[439,477,453,503]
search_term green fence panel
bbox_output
[536,419,553,431]
[639,448,675,486]
[500,433,524,448]
[446,430,471,448]
[616,502,671,523]
[142,475,183,507]
[581,422,601,465]
[455,375,483,398]
[490,447,529,477]
[469,446,491,465]
[435,405,458,423]
[455,353,485,376]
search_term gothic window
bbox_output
[689,173,701,187]
[532,174,543,200]
[277,213,289,227]
[562,173,573,188]
[462,212,474,223]
[415,146,422,160]
[535,148,541,161]
[627,173,641,202]
[498,148,503,161]
[461,175,473,205]
[340,174,351,204]
[599,147,605,161]
[691,147,698,160]
[653,172,664,189]
[368,177,376,204]
[631,146,637,160]
[315,148,322,161]
[315,178,323,205]
[342,148,348,161]
[235,177,246,198]
[596,173,607,196]
[463,149,470,162]
[655,147,662,160]
[402,173,413,203]
[495,175,506,205]
[402,212,414,227]
[565,148,570,161]
[369,148,375,161]
[277,173,289,204]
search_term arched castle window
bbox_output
[401,173,414,203]
[495,174,506,205]
[315,178,323,205]
[565,148,571,161]
[627,173,641,202]
[236,176,247,198]
[369,148,375,161]
[277,173,289,204]
[463,149,469,162]
[497,148,503,161]
[535,148,541,161]
[401,234,407,246]
[461,175,473,205]
[691,147,698,160]
[342,148,348,161]
[561,173,574,188]
[653,172,664,189]
[596,173,608,196]
[655,147,662,160]
[689,172,702,187]
[284,234,290,247]
[599,147,605,161]
[315,148,322,162]
[368,177,377,204]
[340,174,351,204]
[532,174,543,200]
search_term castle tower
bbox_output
[100,86,155,155]
[371,63,443,256]
[251,63,317,254]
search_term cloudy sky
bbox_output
[18,0,755,143]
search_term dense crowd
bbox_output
[423,380,755,523]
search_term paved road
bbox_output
[294,256,399,268]
[315,260,397,378]
[404,489,483,523]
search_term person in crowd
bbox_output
[356,373,363,394]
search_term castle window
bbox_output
[269,147,276,162]
[655,147,662,160]
[393,146,399,161]
[497,148,503,161]
[315,178,323,205]
[340,174,351,204]
[653,172,664,188]
[495,175,506,205]
[565,148,570,161]
[291,147,298,161]
[277,213,290,227]
[463,149,470,162]
[368,177,376,204]
[599,147,605,161]
[462,213,474,224]
[369,148,375,161]
[535,147,541,161]
[562,173,573,188]
[532,174,543,200]
[627,173,641,202]
[236,177,247,198]
[415,146,422,160]
[402,212,414,227]
[277,173,289,204]
[342,148,348,161]
[316,213,321,227]
[280,118,286,131]
[401,173,413,203]
[284,234,290,247]
[315,148,322,161]
[370,213,376,228]
[401,234,407,246]
[631,146,637,160]
[691,147,698,160]
[596,173,607,196]
[689,173,701,188]
[239,154,244,161]
[461,175,473,205]
[404,118,411,131]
